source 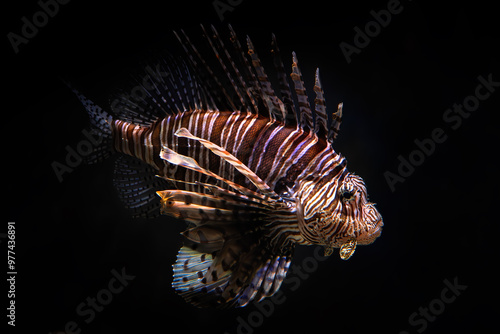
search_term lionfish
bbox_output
[71,25,383,308]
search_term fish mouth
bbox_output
[357,218,384,245]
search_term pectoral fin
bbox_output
[339,238,357,260]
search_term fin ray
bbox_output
[328,102,343,142]
[113,156,170,218]
[290,52,314,131]
[271,34,297,126]
[313,68,328,138]
[174,127,279,199]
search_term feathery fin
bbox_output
[202,25,247,110]
[159,146,269,201]
[271,34,297,126]
[290,52,314,131]
[227,24,261,113]
[246,36,284,121]
[328,102,343,142]
[160,183,295,308]
[159,146,261,199]
[68,85,114,164]
[113,155,169,218]
[172,246,231,307]
[174,127,280,199]
[313,68,328,137]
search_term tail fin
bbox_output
[69,85,115,164]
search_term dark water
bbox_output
[5,1,499,333]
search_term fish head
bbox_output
[298,171,383,259]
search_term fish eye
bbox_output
[340,189,354,201]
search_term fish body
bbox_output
[72,26,383,308]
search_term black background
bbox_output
[4,0,499,333]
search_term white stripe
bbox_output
[264,127,301,185]
[132,125,143,159]
[232,111,254,154]
[253,121,281,174]
[271,131,316,189]
[121,122,132,156]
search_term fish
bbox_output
[70,25,383,308]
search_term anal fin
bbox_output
[172,246,231,307]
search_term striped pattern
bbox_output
[112,110,346,210]
[76,26,383,308]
